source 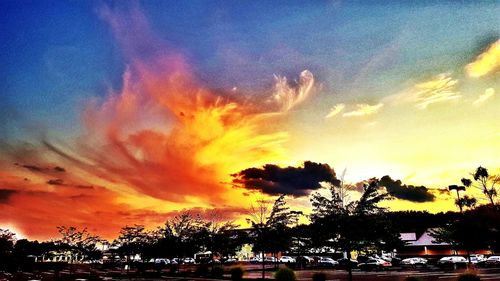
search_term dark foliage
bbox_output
[275,267,296,281]
[211,265,224,278]
[230,266,245,281]
[312,272,327,281]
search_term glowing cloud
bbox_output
[343,103,383,117]
[42,5,317,205]
[473,88,495,106]
[465,39,500,78]
[325,103,345,118]
[414,73,460,109]
[0,4,319,239]
[273,70,315,112]
[386,73,461,110]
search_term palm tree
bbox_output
[449,184,466,213]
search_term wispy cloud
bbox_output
[385,73,461,110]
[343,103,383,117]
[273,70,315,112]
[413,73,460,109]
[473,88,495,106]
[465,39,500,78]
[325,103,345,118]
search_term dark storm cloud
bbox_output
[232,161,340,197]
[379,175,435,202]
[15,163,66,174]
[0,189,18,204]
[46,179,64,186]
[21,164,44,172]
[54,166,66,172]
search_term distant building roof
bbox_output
[400,233,417,241]
[406,229,449,247]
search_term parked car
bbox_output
[264,256,277,263]
[358,258,392,271]
[279,256,296,263]
[183,257,196,264]
[337,258,358,269]
[401,257,427,268]
[485,256,500,267]
[208,258,221,264]
[390,257,402,266]
[437,256,467,269]
[249,257,261,263]
[153,258,170,265]
[357,255,370,263]
[469,254,486,264]
[296,256,315,265]
[224,257,238,264]
[318,257,338,267]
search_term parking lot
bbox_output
[242,268,500,280]
[4,263,500,281]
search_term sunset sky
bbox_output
[1,1,499,240]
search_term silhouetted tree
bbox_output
[114,224,149,266]
[0,229,15,270]
[449,178,476,213]
[160,212,207,260]
[56,226,102,263]
[431,211,491,264]
[247,195,300,279]
[462,166,499,206]
[201,212,242,261]
[311,178,401,281]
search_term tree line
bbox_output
[0,166,498,281]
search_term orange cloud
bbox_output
[0,4,316,239]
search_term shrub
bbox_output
[457,272,481,281]
[275,267,296,281]
[404,277,423,281]
[169,265,178,274]
[230,266,245,281]
[212,265,224,279]
[196,264,209,277]
[312,272,326,281]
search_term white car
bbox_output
[358,258,391,271]
[401,257,427,267]
[264,256,277,262]
[318,257,338,267]
[437,256,467,268]
[279,256,296,263]
[183,257,196,264]
[485,256,500,267]
[249,257,261,263]
[303,256,315,263]
[153,258,170,265]
[224,257,238,264]
[469,254,485,264]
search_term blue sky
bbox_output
[2,1,498,138]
